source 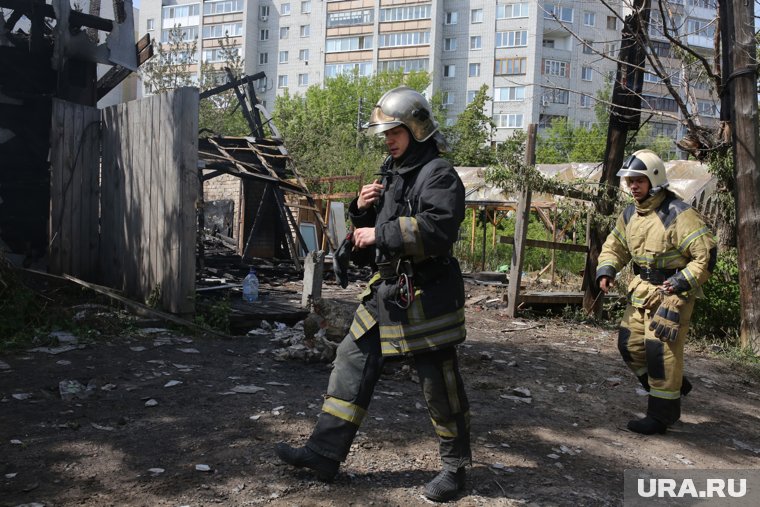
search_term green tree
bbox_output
[198,35,249,136]
[272,70,430,190]
[443,84,496,167]
[141,25,198,94]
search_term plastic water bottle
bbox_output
[242,267,259,303]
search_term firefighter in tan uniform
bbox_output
[597,150,716,435]
[275,87,470,502]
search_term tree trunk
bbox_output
[727,0,760,354]
[583,0,651,314]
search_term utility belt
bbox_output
[633,264,678,285]
[376,256,451,285]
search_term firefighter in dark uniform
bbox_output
[275,86,471,502]
[597,150,716,435]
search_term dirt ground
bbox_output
[2,277,760,507]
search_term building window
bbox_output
[495,86,526,101]
[259,5,270,20]
[607,16,617,30]
[580,94,592,108]
[202,22,242,39]
[445,11,458,25]
[298,73,309,86]
[581,66,593,81]
[494,113,524,128]
[605,42,618,57]
[467,90,477,104]
[299,49,309,61]
[687,18,716,38]
[496,30,528,48]
[279,51,288,63]
[542,87,568,104]
[326,35,374,52]
[544,59,569,77]
[379,5,430,22]
[470,36,481,50]
[301,1,311,14]
[468,63,480,77]
[325,61,373,77]
[377,58,429,73]
[444,38,457,51]
[539,114,565,128]
[204,0,244,15]
[259,52,268,65]
[281,3,291,16]
[378,32,429,48]
[583,11,595,26]
[260,29,269,41]
[495,57,527,75]
[697,100,719,117]
[330,9,375,27]
[642,94,679,112]
[543,39,555,48]
[650,41,671,57]
[300,25,310,37]
[203,47,240,63]
[497,3,529,19]
[280,26,289,39]
[278,75,288,88]
[583,40,593,54]
[443,91,454,106]
[162,4,200,20]
[544,3,573,22]
[471,9,483,23]
[444,65,455,78]
[147,18,155,31]
[579,120,593,129]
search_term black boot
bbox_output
[627,396,680,435]
[627,416,667,435]
[681,376,692,396]
[423,468,466,502]
[274,443,339,481]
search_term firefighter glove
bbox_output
[333,233,353,289]
[649,294,686,342]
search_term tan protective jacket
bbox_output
[596,190,717,308]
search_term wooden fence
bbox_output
[49,88,199,314]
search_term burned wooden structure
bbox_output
[198,72,334,271]
[0,0,151,263]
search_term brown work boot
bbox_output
[274,443,339,481]
[423,468,466,502]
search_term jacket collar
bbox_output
[392,139,439,175]
[634,189,667,215]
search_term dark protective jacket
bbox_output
[347,140,466,356]
[596,189,717,307]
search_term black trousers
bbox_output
[306,326,471,471]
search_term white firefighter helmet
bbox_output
[617,149,668,190]
[365,86,439,142]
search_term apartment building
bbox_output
[138,0,719,145]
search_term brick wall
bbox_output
[203,174,241,240]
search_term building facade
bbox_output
[138,0,719,145]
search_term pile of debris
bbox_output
[247,297,357,363]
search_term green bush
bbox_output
[691,248,741,342]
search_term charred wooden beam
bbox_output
[0,0,115,32]
[96,33,153,100]
[198,71,266,99]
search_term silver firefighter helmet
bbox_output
[617,149,668,191]
[365,86,439,142]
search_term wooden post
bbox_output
[470,207,477,255]
[481,209,487,271]
[506,124,536,317]
[551,205,557,284]
[725,0,760,353]
[301,250,324,308]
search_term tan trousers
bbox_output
[617,297,695,400]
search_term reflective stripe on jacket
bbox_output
[596,190,717,308]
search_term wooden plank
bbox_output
[48,99,65,275]
[81,105,100,281]
[158,91,174,310]
[176,87,199,315]
[499,236,589,253]
[506,124,536,318]
[140,96,156,297]
[71,103,84,278]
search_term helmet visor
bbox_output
[616,154,649,178]
[365,105,402,136]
